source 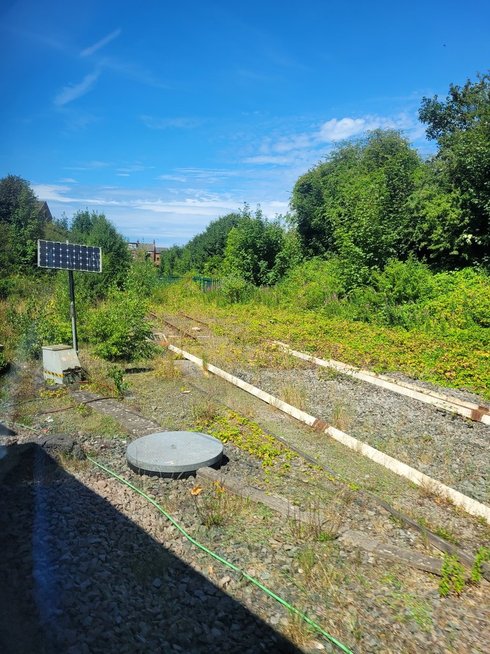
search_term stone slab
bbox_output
[126,431,223,474]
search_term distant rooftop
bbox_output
[128,240,166,253]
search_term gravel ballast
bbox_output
[234,364,490,505]
[2,341,489,654]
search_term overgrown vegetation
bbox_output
[1,72,489,396]
[193,407,295,472]
[0,197,155,365]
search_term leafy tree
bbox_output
[186,212,243,272]
[85,288,155,361]
[0,175,35,224]
[159,212,243,276]
[419,73,490,265]
[291,131,422,287]
[70,210,131,299]
[223,208,288,285]
[290,163,331,257]
[160,245,184,276]
[0,175,46,274]
[125,251,159,297]
[405,164,464,267]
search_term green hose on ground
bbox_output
[87,455,354,654]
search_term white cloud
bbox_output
[136,197,240,216]
[31,184,119,206]
[141,115,201,129]
[243,155,293,165]
[32,181,288,244]
[54,70,100,106]
[157,174,187,183]
[155,168,241,185]
[99,59,168,89]
[32,184,73,201]
[318,114,414,142]
[65,160,111,171]
[80,29,122,57]
[245,112,424,166]
[318,117,369,142]
[116,163,151,175]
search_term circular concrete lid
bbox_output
[126,431,223,474]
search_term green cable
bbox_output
[87,455,354,654]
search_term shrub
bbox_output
[36,296,73,345]
[373,258,434,305]
[86,289,156,361]
[218,275,253,304]
[348,258,435,328]
[153,273,202,308]
[107,365,130,398]
[277,258,346,310]
[470,546,490,584]
[0,277,13,300]
[125,253,159,298]
[0,346,7,372]
[420,268,490,330]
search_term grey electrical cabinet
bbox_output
[42,345,82,385]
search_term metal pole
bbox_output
[68,269,78,353]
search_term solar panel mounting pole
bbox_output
[37,239,101,357]
[68,268,78,354]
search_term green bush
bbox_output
[153,273,202,308]
[348,258,435,328]
[439,554,466,597]
[0,346,7,372]
[86,289,156,361]
[218,275,253,304]
[125,254,159,298]
[420,268,490,330]
[346,261,490,333]
[107,365,130,398]
[0,277,13,300]
[4,300,44,359]
[373,258,434,305]
[277,258,346,310]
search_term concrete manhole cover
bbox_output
[126,431,223,474]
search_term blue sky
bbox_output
[1,0,489,246]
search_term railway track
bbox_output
[167,342,490,523]
[173,372,490,580]
[151,313,214,344]
[153,311,489,427]
[5,315,489,653]
[151,311,490,517]
[273,341,490,425]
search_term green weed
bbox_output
[439,554,466,597]
[470,546,490,584]
[107,366,130,399]
[192,480,243,528]
[194,409,295,470]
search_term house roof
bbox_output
[37,201,53,222]
[128,241,166,253]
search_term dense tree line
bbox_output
[162,73,489,288]
[2,73,488,296]
[0,176,131,299]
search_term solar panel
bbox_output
[37,240,102,273]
